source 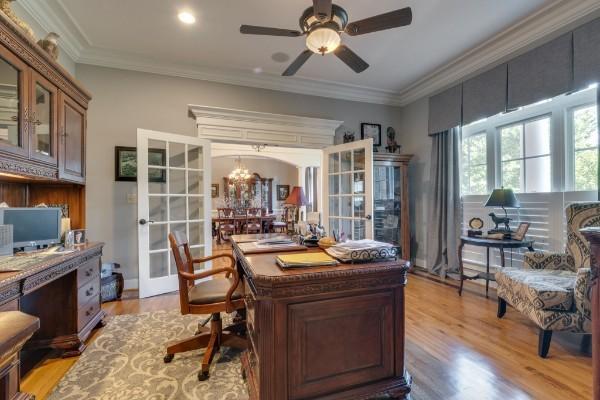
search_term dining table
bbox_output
[212,214,278,243]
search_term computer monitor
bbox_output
[0,207,62,249]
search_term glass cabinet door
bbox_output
[30,71,57,164]
[0,49,28,157]
[374,163,402,245]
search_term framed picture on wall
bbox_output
[361,123,381,146]
[277,185,290,201]
[115,146,166,182]
[211,184,219,198]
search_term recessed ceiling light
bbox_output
[178,11,196,25]
[253,67,263,74]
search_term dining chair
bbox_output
[217,208,236,242]
[164,231,246,381]
[245,207,263,234]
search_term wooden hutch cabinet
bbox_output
[0,13,90,184]
[0,8,101,382]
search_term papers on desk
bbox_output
[256,236,295,246]
[276,252,338,269]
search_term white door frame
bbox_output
[137,128,212,298]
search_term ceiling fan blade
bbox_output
[240,25,302,37]
[346,7,412,36]
[313,0,332,21]
[334,45,369,73]
[282,50,313,76]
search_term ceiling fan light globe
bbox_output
[306,27,340,55]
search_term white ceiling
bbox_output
[19,0,600,105]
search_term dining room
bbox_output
[210,143,322,243]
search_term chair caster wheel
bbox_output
[163,354,174,363]
[198,371,209,381]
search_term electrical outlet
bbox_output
[127,193,137,204]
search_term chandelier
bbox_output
[228,156,251,182]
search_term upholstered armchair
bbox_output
[495,202,599,357]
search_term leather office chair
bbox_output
[164,231,246,381]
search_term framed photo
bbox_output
[277,185,290,201]
[211,184,219,198]
[512,222,530,241]
[115,146,166,182]
[73,229,86,245]
[361,123,382,146]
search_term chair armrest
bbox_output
[523,251,575,271]
[575,268,592,320]
[180,254,240,313]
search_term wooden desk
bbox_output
[232,237,412,400]
[458,236,535,297]
[0,243,105,359]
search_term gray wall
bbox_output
[397,98,430,266]
[77,64,403,285]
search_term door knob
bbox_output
[139,219,155,225]
[365,215,372,220]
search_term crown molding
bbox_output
[15,0,600,107]
[77,47,405,106]
[395,0,600,106]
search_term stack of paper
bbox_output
[276,252,338,269]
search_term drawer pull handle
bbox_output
[85,269,93,276]
[86,287,94,296]
[86,307,93,316]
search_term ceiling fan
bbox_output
[240,0,412,76]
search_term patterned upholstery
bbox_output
[495,268,575,311]
[495,202,599,339]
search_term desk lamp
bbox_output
[484,187,520,233]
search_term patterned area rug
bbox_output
[48,310,430,400]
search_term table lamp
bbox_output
[284,186,307,231]
[484,187,520,233]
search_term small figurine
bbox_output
[343,130,355,143]
[37,32,60,61]
[488,212,511,231]
[385,127,401,153]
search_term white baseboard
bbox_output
[123,278,139,290]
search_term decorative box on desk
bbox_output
[235,243,412,400]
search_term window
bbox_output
[572,104,598,191]
[500,116,551,193]
[461,133,487,194]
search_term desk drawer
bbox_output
[77,257,100,288]
[77,277,100,306]
[78,295,100,330]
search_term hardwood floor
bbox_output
[21,245,592,400]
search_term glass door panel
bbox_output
[322,139,373,240]
[137,129,211,298]
[0,50,28,157]
[373,164,402,245]
[30,71,58,164]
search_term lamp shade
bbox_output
[484,188,520,208]
[284,186,307,206]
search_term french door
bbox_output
[322,139,374,240]
[137,129,211,298]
